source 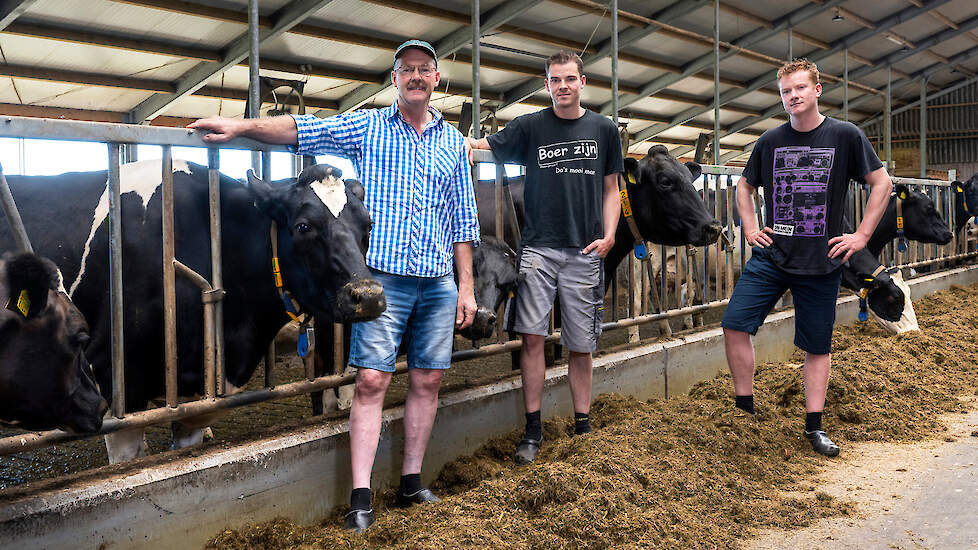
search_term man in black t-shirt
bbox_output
[721,59,892,457]
[468,50,623,464]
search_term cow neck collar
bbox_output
[269,221,309,326]
[617,173,646,258]
[892,191,908,253]
[858,264,889,321]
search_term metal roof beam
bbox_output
[128,0,336,122]
[334,0,544,114]
[491,0,708,113]
[0,0,36,30]
[629,0,954,145]
[599,0,846,116]
[706,33,978,163]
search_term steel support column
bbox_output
[920,77,927,178]
[843,48,849,122]
[885,68,892,169]
[714,0,720,165]
[471,0,480,140]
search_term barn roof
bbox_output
[0,0,975,162]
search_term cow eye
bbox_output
[294,222,312,234]
[72,332,90,350]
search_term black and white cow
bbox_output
[953,176,978,234]
[0,161,385,461]
[0,252,108,433]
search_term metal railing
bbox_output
[0,122,974,460]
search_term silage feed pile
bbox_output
[209,284,978,550]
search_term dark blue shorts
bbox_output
[721,248,842,355]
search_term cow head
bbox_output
[623,145,722,246]
[844,248,904,323]
[0,253,107,433]
[459,237,518,340]
[247,164,385,323]
[953,178,978,232]
[891,184,953,246]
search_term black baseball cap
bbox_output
[394,39,437,67]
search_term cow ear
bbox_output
[895,184,910,200]
[3,254,55,318]
[246,170,288,223]
[345,179,365,202]
[623,157,639,185]
[684,161,702,182]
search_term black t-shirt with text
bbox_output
[742,116,883,275]
[487,108,624,248]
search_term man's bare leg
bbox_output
[402,368,444,475]
[724,328,756,395]
[349,368,392,489]
[515,333,546,464]
[568,350,593,434]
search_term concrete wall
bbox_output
[3,264,977,550]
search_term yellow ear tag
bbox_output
[5,289,30,318]
[619,190,633,217]
[957,185,964,193]
[899,191,908,200]
[626,173,637,185]
[507,291,515,299]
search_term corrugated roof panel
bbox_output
[3,78,153,112]
[306,0,460,44]
[26,0,242,49]
[0,34,198,82]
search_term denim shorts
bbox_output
[349,269,458,373]
[721,248,842,355]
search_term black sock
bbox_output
[400,473,422,495]
[350,487,372,511]
[574,412,591,434]
[735,394,755,415]
[805,411,823,433]
[524,410,542,441]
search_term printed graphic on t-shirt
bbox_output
[537,140,598,168]
[772,146,835,237]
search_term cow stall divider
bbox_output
[0,120,973,462]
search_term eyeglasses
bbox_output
[396,65,435,77]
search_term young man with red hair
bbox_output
[721,59,892,456]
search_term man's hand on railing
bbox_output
[745,227,774,248]
[187,117,248,144]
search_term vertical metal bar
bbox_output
[612,0,619,126]
[107,143,126,418]
[0,162,32,253]
[725,175,734,297]
[471,0,480,141]
[921,78,927,179]
[843,49,849,122]
[333,323,344,378]
[674,246,681,309]
[886,68,892,171]
[788,28,792,60]
[161,146,178,408]
[492,116,503,241]
[208,148,225,396]
[713,0,720,166]
[262,151,275,388]
[714,175,721,298]
[248,0,261,173]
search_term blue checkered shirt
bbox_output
[291,105,479,278]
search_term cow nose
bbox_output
[349,279,386,320]
[703,221,722,244]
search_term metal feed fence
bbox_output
[0,117,973,462]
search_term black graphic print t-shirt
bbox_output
[487,108,623,248]
[742,117,882,275]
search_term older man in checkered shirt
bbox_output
[190,39,479,533]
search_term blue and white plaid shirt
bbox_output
[291,105,479,278]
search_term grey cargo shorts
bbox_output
[508,246,605,353]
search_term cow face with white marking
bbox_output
[247,164,385,322]
[0,253,108,433]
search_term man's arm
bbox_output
[465,137,491,165]
[736,176,773,247]
[188,115,298,145]
[582,173,621,257]
[453,242,477,329]
[828,166,892,261]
